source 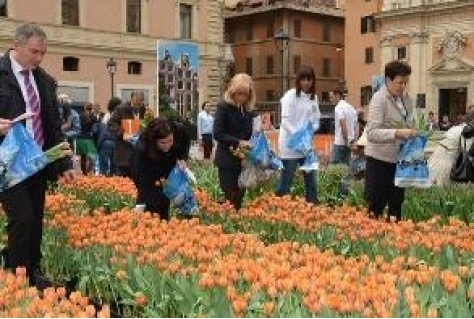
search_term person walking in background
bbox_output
[275,65,320,204]
[426,111,438,131]
[96,97,122,176]
[57,94,81,148]
[439,114,452,131]
[130,118,190,220]
[428,110,474,186]
[365,60,416,222]
[76,102,98,175]
[330,88,358,165]
[0,24,75,285]
[107,91,146,177]
[197,101,214,160]
[213,73,259,210]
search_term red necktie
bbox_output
[20,70,44,147]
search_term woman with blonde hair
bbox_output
[213,73,259,210]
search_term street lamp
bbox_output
[274,28,290,98]
[274,28,290,125]
[223,43,235,81]
[106,57,117,99]
[336,44,347,95]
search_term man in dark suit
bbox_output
[0,24,75,284]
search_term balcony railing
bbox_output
[382,0,459,11]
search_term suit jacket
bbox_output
[213,101,256,170]
[365,85,414,163]
[107,102,146,167]
[0,51,72,180]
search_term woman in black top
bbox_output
[213,73,258,210]
[131,118,190,220]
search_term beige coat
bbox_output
[365,86,414,163]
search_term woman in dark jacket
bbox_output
[213,73,259,210]
[130,117,190,220]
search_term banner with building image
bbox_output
[157,40,200,119]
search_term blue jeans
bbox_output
[275,158,318,204]
[98,140,117,176]
[330,144,351,165]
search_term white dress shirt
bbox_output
[10,55,41,137]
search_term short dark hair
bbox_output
[295,65,316,100]
[331,88,345,98]
[201,101,210,110]
[107,97,122,113]
[138,117,173,161]
[384,60,411,81]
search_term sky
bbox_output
[157,40,200,70]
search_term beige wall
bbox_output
[0,0,224,112]
[344,0,382,108]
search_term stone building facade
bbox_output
[378,0,474,121]
[224,0,345,119]
[0,0,224,112]
[345,0,474,121]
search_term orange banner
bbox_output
[121,119,140,135]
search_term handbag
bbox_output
[450,136,474,183]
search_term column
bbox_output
[409,31,429,109]
[380,35,394,68]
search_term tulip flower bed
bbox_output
[0,268,110,317]
[41,209,474,317]
[0,172,473,317]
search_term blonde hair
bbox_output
[224,73,256,111]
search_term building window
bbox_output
[294,19,301,38]
[361,15,375,34]
[322,58,330,77]
[266,55,274,74]
[266,90,275,101]
[267,20,274,38]
[63,57,79,71]
[246,23,253,41]
[293,55,301,74]
[61,0,79,26]
[180,4,192,39]
[128,61,142,75]
[397,46,407,60]
[365,47,374,64]
[127,0,141,33]
[245,58,253,76]
[361,85,372,106]
[57,85,90,103]
[322,23,331,42]
[0,0,7,16]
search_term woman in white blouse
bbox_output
[275,65,321,204]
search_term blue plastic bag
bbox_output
[287,121,314,155]
[0,123,48,191]
[300,150,320,171]
[287,121,319,171]
[163,166,198,215]
[248,132,271,168]
[394,135,431,188]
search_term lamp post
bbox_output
[222,43,235,93]
[336,44,347,95]
[106,58,117,100]
[274,28,290,124]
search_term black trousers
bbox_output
[364,156,405,221]
[202,134,213,159]
[218,167,245,210]
[0,171,47,281]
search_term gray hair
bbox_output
[13,24,47,44]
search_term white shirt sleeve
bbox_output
[280,89,296,135]
[311,98,321,132]
[197,112,202,139]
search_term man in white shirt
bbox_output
[330,88,358,165]
[197,101,214,159]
